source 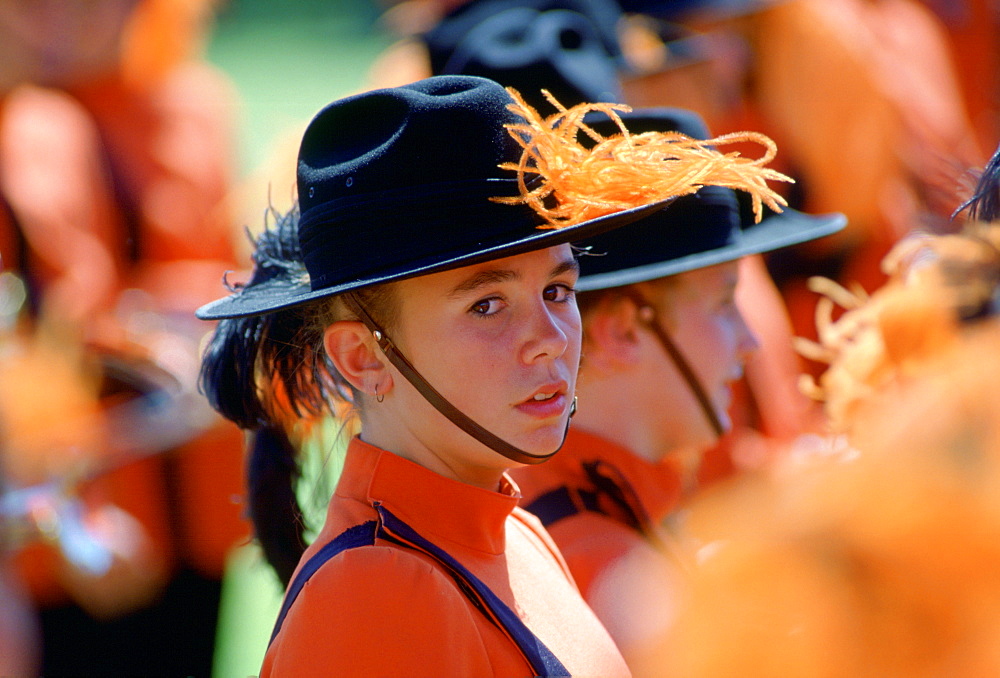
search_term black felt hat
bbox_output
[196,76,665,320]
[438,6,623,111]
[574,107,846,291]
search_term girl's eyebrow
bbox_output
[448,269,518,297]
[447,257,579,298]
[552,257,580,280]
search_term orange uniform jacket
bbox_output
[262,436,630,677]
[511,429,687,668]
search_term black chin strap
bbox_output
[342,292,575,465]
[620,290,725,439]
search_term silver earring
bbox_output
[375,384,384,403]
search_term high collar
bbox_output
[546,428,684,524]
[336,437,520,555]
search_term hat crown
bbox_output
[297,76,519,218]
[575,108,740,289]
[293,75,559,294]
[425,0,624,73]
[456,8,600,66]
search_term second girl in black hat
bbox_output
[511,106,844,670]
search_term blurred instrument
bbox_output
[0,271,215,576]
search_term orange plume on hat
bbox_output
[494,87,792,229]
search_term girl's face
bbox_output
[377,244,582,486]
[643,261,758,455]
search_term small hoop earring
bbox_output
[375,384,385,403]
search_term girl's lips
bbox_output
[515,389,569,419]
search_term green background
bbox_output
[206,0,394,174]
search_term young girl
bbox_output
[196,75,788,676]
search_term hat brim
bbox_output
[576,207,846,291]
[196,198,674,320]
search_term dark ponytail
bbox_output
[199,207,347,428]
[199,206,348,584]
[246,425,305,585]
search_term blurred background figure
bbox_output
[631,146,1000,677]
[614,0,990,350]
[0,427,41,678]
[0,0,249,675]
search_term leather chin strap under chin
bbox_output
[342,292,575,465]
[620,290,726,439]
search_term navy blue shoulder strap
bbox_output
[523,485,603,528]
[266,508,570,677]
[268,520,377,645]
[375,504,569,676]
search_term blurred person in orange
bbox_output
[911,0,999,155]
[616,0,986,360]
[0,0,248,675]
[629,145,1000,678]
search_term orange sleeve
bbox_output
[547,512,645,601]
[262,545,515,678]
[548,513,681,669]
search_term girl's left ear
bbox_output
[323,321,393,397]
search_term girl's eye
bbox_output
[470,297,504,316]
[544,283,575,303]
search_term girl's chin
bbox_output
[450,415,570,465]
[484,429,566,463]
[518,429,569,459]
